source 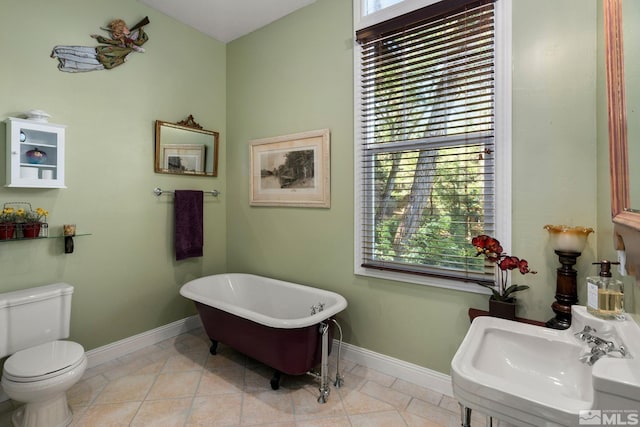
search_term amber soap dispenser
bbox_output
[586,260,624,318]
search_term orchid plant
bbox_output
[471,235,536,302]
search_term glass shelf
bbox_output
[0,233,91,243]
[50,233,91,239]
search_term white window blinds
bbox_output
[357,0,497,283]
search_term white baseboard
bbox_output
[337,340,453,397]
[85,315,202,368]
[84,315,452,396]
[0,315,203,403]
[84,315,453,396]
[1,315,452,403]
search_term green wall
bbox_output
[512,0,599,316]
[1,0,631,379]
[227,0,603,374]
[0,0,227,350]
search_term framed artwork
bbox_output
[162,144,205,174]
[250,129,330,207]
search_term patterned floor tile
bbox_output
[0,327,480,427]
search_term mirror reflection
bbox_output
[154,115,219,177]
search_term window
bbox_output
[363,0,405,15]
[354,0,511,290]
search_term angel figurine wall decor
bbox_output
[51,16,149,72]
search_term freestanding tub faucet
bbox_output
[311,302,325,315]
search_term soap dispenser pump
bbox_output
[586,260,624,318]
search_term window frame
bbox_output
[353,0,512,292]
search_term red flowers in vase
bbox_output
[471,235,536,301]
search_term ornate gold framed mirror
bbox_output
[154,115,219,177]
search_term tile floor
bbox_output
[0,328,491,426]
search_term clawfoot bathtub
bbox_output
[180,273,347,400]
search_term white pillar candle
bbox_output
[20,167,38,179]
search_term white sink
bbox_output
[451,306,640,426]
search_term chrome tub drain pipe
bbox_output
[311,318,345,403]
[318,321,330,403]
[331,318,344,388]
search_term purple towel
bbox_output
[174,190,203,261]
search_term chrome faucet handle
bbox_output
[605,344,627,358]
[575,325,597,341]
[618,345,627,357]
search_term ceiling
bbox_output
[139,0,317,43]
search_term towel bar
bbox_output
[153,187,220,197]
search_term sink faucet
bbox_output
[574,326,627,365]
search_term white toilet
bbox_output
[0,283,87,427]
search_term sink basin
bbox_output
[474,327,593,402]
[451,306,640,426]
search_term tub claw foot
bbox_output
[334,373,344,388]
[270,371,281,390]
[317,388,329,404]
[209,339,218,355]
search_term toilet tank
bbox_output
[0,283,74,358]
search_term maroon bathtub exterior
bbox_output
[195,301,333,375]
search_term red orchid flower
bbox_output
[498,256,519,271]
[517,259,535,274]
[470,234,536,301]
[472,235,503,260]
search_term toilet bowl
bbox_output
[2,340,86,427]
[0,284,86,427]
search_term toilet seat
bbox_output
[3,340,85,383]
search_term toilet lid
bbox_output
[3,340,85,381]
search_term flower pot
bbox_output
[489,297,516,320]
[21,222,42,238]
[0,223,16,240]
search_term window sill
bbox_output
[355,266,492,295]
